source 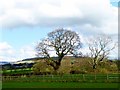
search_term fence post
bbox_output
[2,76,4,81]
[107,74,109,80]
[83,74,85,81]
[95,74,96,80]
[43,75,44,81]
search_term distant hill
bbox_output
[22,57,45,61]
[0,61,10,65]
[1,56,118,66]
[0,56,88,65]
[21,56,76,61]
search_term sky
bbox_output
[0,0,119,62]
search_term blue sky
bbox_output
[1,27,52,48]
[0,0,118,62]
[110,0,119,6]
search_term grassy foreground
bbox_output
[2,82,119,88]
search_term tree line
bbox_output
[35,28,117,74]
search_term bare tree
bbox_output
[35,28,82,72]
[88,34,117,69]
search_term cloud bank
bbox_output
[0,42,36,62]
[0,0,118,32]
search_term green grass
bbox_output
[2,82,119,88]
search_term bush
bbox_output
[99,68,109,74]
[33,61,54,75]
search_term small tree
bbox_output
[35,28,82,73]
[88,34,117,69]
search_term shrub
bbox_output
[99,68,109,74]
[33,61,54,75]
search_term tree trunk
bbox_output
[53,58,62,74]
[93,64,97,69]
[93,59,97,69]
[47,56,63,74]
[53,64,60,75]
[93,58,97,69]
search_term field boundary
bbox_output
[2,74,119,83]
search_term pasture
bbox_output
[2,82,119,88]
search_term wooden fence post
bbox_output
[95,74,96,80]
[83,74,85,81]
[107,74,109,80]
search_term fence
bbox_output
[1,74,119,82]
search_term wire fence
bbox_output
[1,74,119,83]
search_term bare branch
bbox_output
[88,34,117,69]
[35,28,82,71]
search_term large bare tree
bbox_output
[35,28,82,72]
[88,34,117,69]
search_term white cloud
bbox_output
[19,45,36,59]
[0,42,36,62]
[0,56,20,62]
[0,0,118,32]
[0,42,14,55]
[0,42,16,62]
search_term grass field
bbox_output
[2,82,119,88]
